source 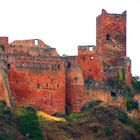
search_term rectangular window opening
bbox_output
[7,64,11,70]
[90,56,94,60]
[89,47,93,51]
[36,83,40,89]
[106,34,111,41]
[46,83,48,88]
[35,39,38,46]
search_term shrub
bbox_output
[0,100,7,110]
[0,135,13,140]
[17,107,43,140]
[125,99,139,112]
[134,123,140,133]
[132,78,140,93]
[104,126,111,136]
[118,111,132,125]
[0,100,12,122]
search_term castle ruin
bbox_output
[0,9,132,114]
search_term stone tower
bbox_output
[96,9,127,64]
[96,9,131,85]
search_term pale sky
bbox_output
[0,0,140,76]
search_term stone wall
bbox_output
[6,56,66,114]
[0,9,132,114]
[96,9,131,85]
[96,9,126,57]
[67,85,124,112]
[78,45,104,82]
[0,70,12,107]
[10,39,48,48]
[0,37,9,53]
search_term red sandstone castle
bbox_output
[0,9,132,114]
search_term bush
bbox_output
[118,111,132,125]
[134,123,140,133]
[126,99,139,112]
[0,135,13,140]
[0,100,12,122]
[0,100,7,110]
[104,126,111,136]
[17,107,43,140]
[132,78,140,93]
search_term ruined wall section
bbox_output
[125,58,132,85]
[0,70,12,107]
[10,39,49,48]
[9,46,59,57]
[78,45,104,83]
[0,37,9,53]
[82,88,124,109]
[67,86,124,112]
[9,39,59,57]
[6,55,66,114]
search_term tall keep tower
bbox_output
[96,9,127,65]
[96,9,131,85]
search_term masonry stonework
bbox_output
[0,10,132,114]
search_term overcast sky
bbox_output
[0,0,140,76]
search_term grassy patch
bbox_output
[65,112,85,122]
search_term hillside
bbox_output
[0,100,140,140]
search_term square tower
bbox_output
[96,9,126,60]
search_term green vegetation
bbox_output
[0,100,43,140]
[118,111,132,125]
[132,77,140,93]
[65,112,85,122]
[125,98,139,112]
[17,107,43,140]
[107,78,124,89]
[104,126,111,136]
[0,44,5,51]
[0,135,14,140]
[118,68,125,81]
[1,99,140,140]
[107,78,132,98]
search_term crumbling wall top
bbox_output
[10,39,50,49]
[78,45,96,54]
